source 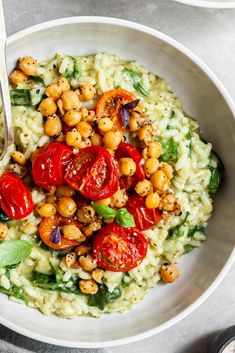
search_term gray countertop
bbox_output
[1,0,235,352]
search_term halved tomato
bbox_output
[39,215,82,250]
[65,146,119,200]
[96,89,135,130]
[92,223,148,272]
[125,194,162,231]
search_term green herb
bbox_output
[208,167,222,195]
[0,240,33,268]
[183,245,194,254]
[87,285,122,310]
[65,63,80,80]
[31,271,80,294]
[167,212,190,240]
[123,68,149,96]
[115,208,135,228]
[50,262,63,283]
[92,203,116,220]
[0,285,28,302]
[10,89,31,106]
[31,76,44,84]
[188,225,205,237]
[0,208,10,222]
[160,139,179,163]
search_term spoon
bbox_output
[0,0,14,160]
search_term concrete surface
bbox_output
[1,0,235,352]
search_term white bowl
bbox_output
[171,0,235,8]
[2,17,235,348]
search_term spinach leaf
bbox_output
[188,225,205,237]
[0,285,28,302]
[208,167,222,195]
[0,208,10,222]
[10,89,31,106]
[115,208,135,228]
[123,68,149,96]
[31,271,80,294]
[87,285,122,310]
[0,240,33,268]
[167,212,190,240]
[154,137,179,163]
[50,262,63,283]
[92,202,116,220]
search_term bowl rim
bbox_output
[3,16,235,348]
[171,0,235,8]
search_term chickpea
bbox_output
[19,56,38,76]
[103,131,122,150]
[144,157,159,176]
[160,263,180,283]
[58,76,70,93]
[96,197,111,206]
[75,244,91,256]
[38,98,57,117]
[62,224,86,242]
[145,192,160,209]
[79,279,98,295]
[0,223,8,240]
[142,147,148,160]
[92,269,104,283]
[128,116,139,132]
[57,197,77,217]
[135,179,153,197]
[147,142,162,158]
[98,117,113,132]
[45,83,62,100]
[76,121,92,138]
[10,70,28,85]
[63,110,81,126]
[61,90,80,111]
[46,194,57,204]
[66,129,82,148]
[160,162,174,180]
[78,82,96,101]
[111,189,128,208]
[119,158,136,176]
[65,252,77,269]
[138,125,152,141]
[57,185,75,198]
[57,98,64,115]
[79,254,97,271]
[8,164,27,178]
[77,206,96,223]
[11,151,26,166]
[36,203,57,217]
[84,219,102,236]
[44,116,62,137]
[159,194,178,212]
[78,138,92,149]
[150,170,167,190]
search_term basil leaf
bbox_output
[0,285,28,302]
[92,202,116,220]
[87,284,122,310]
[0,240,33,268]
[123,68,149,96]
[10,89,31,106]
[0,208,10,222]
[188,225,205,237]
[115,208,135,228]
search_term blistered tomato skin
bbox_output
[32,142,73,190]
[92,223,148,272]
[0,171,34,220]
[65,146,119,200]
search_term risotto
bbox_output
[0,53,222,318]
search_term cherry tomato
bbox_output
[32,142,73,190]
[65,146,119,200]
[39,214,81,250]
[96,89,135,130]
[92,223,148,272]
[0,171,34,220]
[125,194,162,231]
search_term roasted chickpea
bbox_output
[147,142,162,158]
[77,206,96,223]
[98,117,113,132]
[46,194,57,204]
[160,162,174,180]
[45,83,62,100]
[57,197,77,217]
[92,269,104,283]
[160,263,180,283]
[78,82,96,101]
[159,194,178,212]
[84,219,102,236]
[0,223,8,240]
[76,121,92,138]
[111,189,128,208]
[135,179,153,197]
[142,147,148,160]
[79,279,98,295]
[19,56,38,76]
[11,151,26,166]
[36,203,57,217]
[65,129,82,148]
[61,90,80,111]
[65,252,77,269]
[57,185,75,198]
[119,157,136,176]
[144,157,159,176]
[128,116,139,132]
[78,138,92,149]
[103,131,122,150]
[75,244,91,256]
[44,116,62,137]
[145,192,160,209]
[57,98,64,115]
[38,98,57,116]
[79,254,97,271]
[150,170,167,190]
[63,110,82,126]
[62,224,86,242]
[138,125,152,141]
[96,197,111,206]
[10,70,28,85]
[58,76,70,93]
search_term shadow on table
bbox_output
[0,324,104,353]
[178,331,219,353]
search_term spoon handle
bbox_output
[0,0,14,156]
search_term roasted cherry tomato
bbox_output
[39,215,81,250]
[32,142,73,190]
[96,89,135,130]
[116,142,145,190]
[125,194,162,231]
[65,146,119,200]
[0,171,34,220]
[92,223,148,272]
